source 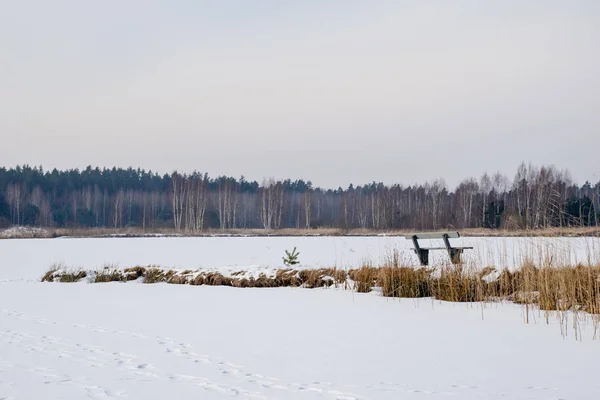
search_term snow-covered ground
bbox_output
[1,236,600,399]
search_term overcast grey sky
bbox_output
[1,0,598,188]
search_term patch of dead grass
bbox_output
[349,266,378,293]
[94,269,125,283]
[59,270,87,283]
[275,269,301,287]
[124,266,146,281]
[378,267,433,298]
[298,268,348,288]
[143,267,166,284]
[41,267,59,282]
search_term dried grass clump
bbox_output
[214,270,303,288]
[349,266,378,293]
[298,268,346,288]
[230,275,277,288]
[167,272,191,285]
[251,273,278,288]
[297,269,321,288]
[232,277,251,288]
[59,270,87,283]
[190,274,205,286]
[42,267,59,282]
[164,270,175,280]
[203,272,233,286]
[431,265,487,302]
[41,264,87,283]
[326,268,349,285]
[41,263,70,282]
[378,267,432,298]
[568,265,600,314]
[124,266,146,281]
[275,269,301,287]
[530,265,600,314]
[143,267,167,284]
[95,269,125,283]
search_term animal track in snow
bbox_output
[3,307,558,399]
[3,309,367,399]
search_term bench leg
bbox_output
[449,248,463,264]
[442,234,463,264]
[412,235,429,266]
[416,249,430,266]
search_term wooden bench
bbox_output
[404,231,473,266]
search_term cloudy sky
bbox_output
[1,0,598,188]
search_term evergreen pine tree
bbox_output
[282,247,300,266]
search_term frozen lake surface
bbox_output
[1,235,600,281]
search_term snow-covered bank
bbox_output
[1,281,599,400]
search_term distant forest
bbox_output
[0,163,598,231]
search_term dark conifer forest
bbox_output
[0,163,597,231]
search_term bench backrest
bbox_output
[404,231,460,240]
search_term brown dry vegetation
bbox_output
[95,266,126,283]
[43,265,347,289]
[124,266,146,281]
[275,269,301,287]
[41,263,87,283]
[377,267,433,298]
[42,261,600,321]
[15,226,600,240]
[351,263,600,314]
[348,266,378,293]
[142,267,167,284]
[298,268,346,288]
[41,267,59,282]
[58,270,87,283]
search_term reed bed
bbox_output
[42,260,600,316]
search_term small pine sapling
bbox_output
[283,247,300,266]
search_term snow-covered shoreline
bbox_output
[2,236,600,399]
[2,281,600,399]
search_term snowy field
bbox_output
[2,236,600,399]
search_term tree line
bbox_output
[0,163,597,231]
